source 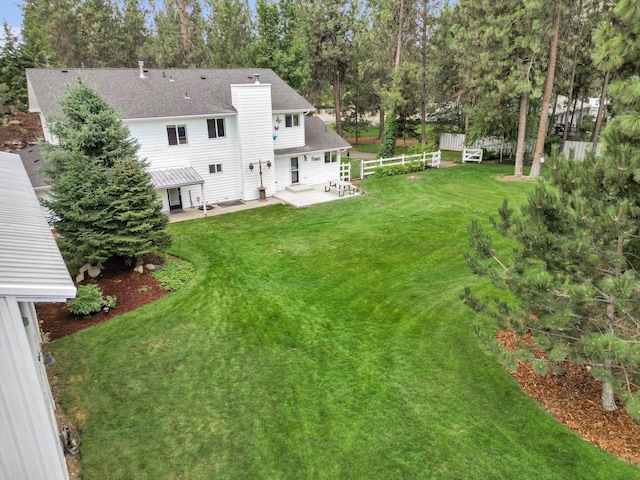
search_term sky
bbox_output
[1,0,22,33]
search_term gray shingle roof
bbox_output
[27,68,314,120]
[274,116,351,156]
[18,145,50,189]
[0,151,76,300]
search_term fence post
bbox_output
[360,160,364,180]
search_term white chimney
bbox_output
[138,60,146,79]
[254,73,260,84]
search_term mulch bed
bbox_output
[37,260,169,341]
[497,331,640,465]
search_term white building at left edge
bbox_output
[0,151,76,480]
[26,67,351,212]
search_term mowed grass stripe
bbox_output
[50,165,640,479]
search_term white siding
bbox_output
[127,115,244,205]
[0,296,69,480]
[272,113,305,150]
[231,84,275,201]
[275,151,341,187]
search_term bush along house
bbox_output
[26,66,351,212]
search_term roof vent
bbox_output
[138,60,146,79]
[61,69,68,73]
[254,73,260,84]
[169,76,174,82]
[185,92,190,99]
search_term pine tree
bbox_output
[43,82,171,267]
[463,0,640,417]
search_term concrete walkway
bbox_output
[166,197,283,223]
[166,184,360,223]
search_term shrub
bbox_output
[151,258,195,292]
[371,160,426,178]
[407,142,437,155]
[68,285,116,316]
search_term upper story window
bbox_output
[167,124,187,145]
[285,114,300,128]
[207,118,226,138]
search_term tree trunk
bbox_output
[562,4,581,150]
[570,95,579,136]
[395,0,405,70]
[530,3,560,178]
[592,69,610,152]
[602,361,618,412]
[333,70,342,136]
[379,108,385,139]
[176,0,190,62]
[514,91,528,177]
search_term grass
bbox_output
[49,165,640,479]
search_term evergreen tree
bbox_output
[42,82,171,266]
[377,110,398,158]
[105,158,172,262]
[46,81,139,168]
[206,0,254,68]
[250,0,309,92]
[0,22,30,110]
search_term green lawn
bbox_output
[50,165,640,479]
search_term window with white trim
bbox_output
[167,124,187,145]
[209,163,223,174]
[285,114,300,128]
[324,151,337,163]
[207,118,226,138]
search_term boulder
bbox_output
[87,266,101,278]
[134,265,144,273]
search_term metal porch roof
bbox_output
[0,152,76,301]
[149,166,204,189]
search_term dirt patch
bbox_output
[1,109,43,152]
[498,331,640,465]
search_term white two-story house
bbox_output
[26,67,351,211]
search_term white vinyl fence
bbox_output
[360,151,441,178]
[462,148,483,163]
[562,141,595,161]
[340,162,351,181]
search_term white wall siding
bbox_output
[275,151,341,187]
[231,84,275,201]
[128,115,244,204]
[0,296,69,480]
[272,113,305,150]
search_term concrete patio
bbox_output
[167,183,359,223]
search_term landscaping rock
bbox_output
[87,266,101,278]
[134,265,144,273]
[144,264,157,271]
[79,263,92,273]
[75,272,85,283]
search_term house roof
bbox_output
[0,152,76,301]
[149,166,204,189]
[18,145,50,189]
[274,116,351,156]
[26,68,314,120]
